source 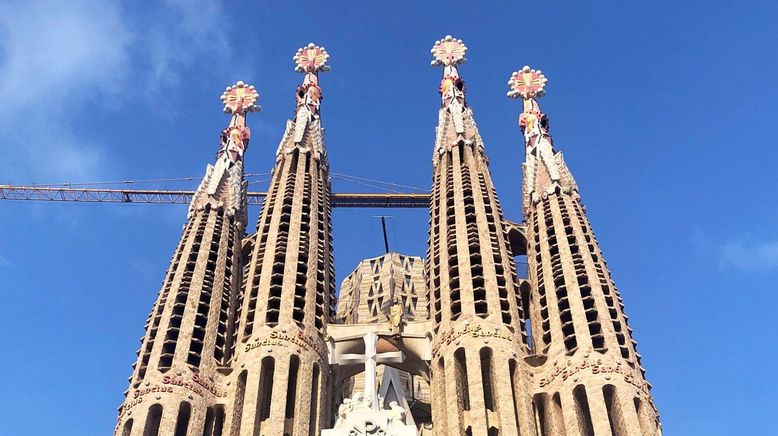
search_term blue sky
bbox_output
[1,1,776,434]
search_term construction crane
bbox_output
[0,185,430,208]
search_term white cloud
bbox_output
[0,1,131,109]
[142,0,232,92]
[0,0,131,180]
[720,238,778,272]
[0,0,246,182]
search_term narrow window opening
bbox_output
[520,281,534,353]
[308,364,321,436]
[122,419,133,436]
[213,405,225,436]
[257,357,275,424]
[634,397,650,435]
[603,385,626,436]
[143,404,163,436]
[203,406,215,436]
[533,394,547,436]
[285,355,300,418]
[174,402,191,436]
[454,348,470,411]
[480,348,495,411]
[573,385,595,436]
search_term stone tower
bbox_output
[426,36,535,435]
[115,81,260,436]
[229,43,335,436]
[507,66,661,435]
[113,37,662,436]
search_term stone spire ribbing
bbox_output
[426,36,534,435]
[115,81,260,436]
[508,66,661,435]
[229,43,335,436]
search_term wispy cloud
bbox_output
[0,0,247,182]
[720,238,778,272]
[141,0,233,93]
[0,0,131,180]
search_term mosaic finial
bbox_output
[430,35,468,67]
[507,66,548,99]
[294,43,331,73]
[220,81,261,114]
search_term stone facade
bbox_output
[335,252,432,431]
[114,39,661,436]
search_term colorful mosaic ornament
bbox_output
[220,81,261,114]
[430,35,467,67]
[507,66,548,99]
[294,43,331,73]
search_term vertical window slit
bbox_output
[143,404,163,436]
[174,401,191,436]
[480,348,495,411]
[454,348,470,411]
[285,355,300,419]
[308,364,321,436]
[257,357,275,429]
[122,418,133,436]
[509,359,522,435]
[603,385,627,436]
[573,385,595,436]
[203,406,215,436]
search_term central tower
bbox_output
[426,36,534,435]
[230,43,335,436]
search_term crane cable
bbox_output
[11,172,428,193]
[20,173,273,188]
[331,172,428,193]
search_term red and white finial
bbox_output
[220,81,261,114]
[294,43,331,73]
[431,35,467,67]
[507,66,548,99]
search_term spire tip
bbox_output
[294,43,331,73]
[220,81,260,114]
[431,35,467,67]
[507,66,548,100]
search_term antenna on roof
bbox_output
[372,216,393,254]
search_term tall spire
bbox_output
[188,81,260,228]
[427,36,534,435]
[116,81,259,436]
[274,43,331,157]
[231,43,335,435]
[431,35,474,155]
[508,66,578,212]
[219,80,260,160]
[431,34,468,107]
[508,67,661,435]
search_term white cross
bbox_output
[334,331,405,410]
